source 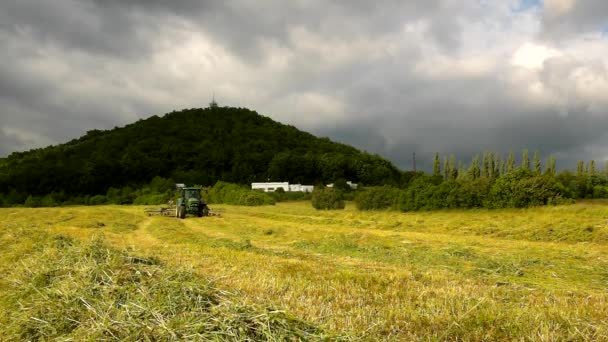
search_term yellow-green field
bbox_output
[1,201,607,340]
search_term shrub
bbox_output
[24,195,41,208]
[355,186,400,210]
[207,181,275,206]
[133,193,170,205]
[396,175,436,211]
[40,194,58,207]
[88,195,107,205]
[592,186,608,199]
[448,178,492,208]
[486,169,565,208]
[311,188,345,210]
[268,190,312,202]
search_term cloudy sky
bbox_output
[1,0,607,170]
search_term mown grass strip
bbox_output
[0,229,332,341]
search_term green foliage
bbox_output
[507,151,515,172]
[0,107,400,202]
[433,152,441,177]
[522,149,530,170]
[207,181,275,206]
[268,190,311,202]
[332,179,352,193]
[485,169,566,208]
[355,186,400,210]
[311,188,345,210]
[533,151,542,175]
[88,195,107,205]
[132,193,170,205]
[448,178,492,208]
[24,195,41,208]
[40,194,59,207]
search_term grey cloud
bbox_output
[0,0,164,59]
[540,0,608,41]
[1,0,607,174]
[0,129,26,157]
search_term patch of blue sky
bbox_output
[510,0,542,13]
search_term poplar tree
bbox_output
[577,160,584,177]
[545,155,556,175]
[468,155,480,180]
[522,149,530,170]
[589,160,596,176]
[507,151,515,172]
[533,150,541,175]
[457,161,466,180]
[449,154,457,180]
[433,152,441,177]
[494,154,501,177]
[488,152,495,179]
[443,157,449,181]
[482,152,489,178]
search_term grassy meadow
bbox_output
[1,201,607,340]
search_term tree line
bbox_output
[1,105,606,210]
[351,150,608,211]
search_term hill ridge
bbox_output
[0,106,401,199]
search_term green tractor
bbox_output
[175,186,209,219]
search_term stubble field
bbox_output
[1,201,607,340]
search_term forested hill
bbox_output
[0,106,401,197]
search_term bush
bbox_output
[40,194,58,207]
[486,169,565,208]
[355,186,400,210]
[396,175,437,211]
[24,195,41,208]
[448,178,492,209]
[311,188,345,210]
[88,195,107,205]
[268,190,312,202]
[592,186,608,199]
[207,181,275,206]
[133,193,170,205]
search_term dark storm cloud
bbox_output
[0,0,163,59]
[1,0,607,171]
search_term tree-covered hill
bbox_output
[0,106,401,199]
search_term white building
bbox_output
[251,182,288,192]
[252,182,314,193]
[289,184,315,192]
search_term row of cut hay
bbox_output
[0,233,330,341]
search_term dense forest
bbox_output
[0,106,401,205]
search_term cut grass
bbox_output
[1,201,607,340]
[0,224,328,340]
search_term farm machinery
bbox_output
[144,185,216,219]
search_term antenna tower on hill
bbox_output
[209,93,218,108]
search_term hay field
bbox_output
[1,201,607,340]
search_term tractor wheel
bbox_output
[179,206,186,219]
[202,205,209,217]
[175,206,180,218]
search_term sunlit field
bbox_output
[1,201,607,340]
